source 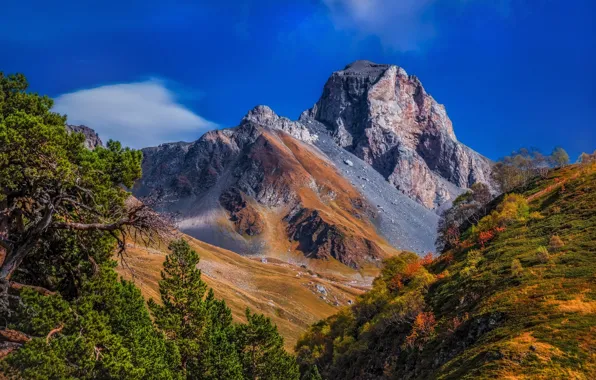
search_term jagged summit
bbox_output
[242,105,318,143]
[302,61,493,208]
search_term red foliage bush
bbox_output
[447,313,469,333]
[405,311,437,350]
[421,253,434,266]
[387,259,424,293]
[440,252,455,265]
[478,230,495,248]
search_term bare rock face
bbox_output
[284,207,382,268]
[219,188,265,236]
[301,60,493,208]
[66,125,103,149]
[243,105,318,144]
[135,106,394,267]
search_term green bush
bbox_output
[536,246,550,263]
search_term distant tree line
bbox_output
[438,146,572,251]
[579,150,596,165]
[491,147,569,193]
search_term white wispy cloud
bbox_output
[322,0,512,51]
[322,0,438,51]
[53,79,217,149]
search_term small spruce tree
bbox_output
[236,309,300,380]
[149,239,243,379]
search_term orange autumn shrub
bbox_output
[405,311,437,350]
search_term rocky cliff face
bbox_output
[66,124,103,149]
[135,106,403,267]
[301,60,493,209]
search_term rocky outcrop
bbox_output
[66,124,103,149]
[284,207,382,268]
[243,105,317,144]
[219,188,265,236]
[134,60,491,265]
[301,60,493,208]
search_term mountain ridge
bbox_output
[134,60,490,269]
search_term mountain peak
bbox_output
[242,105,278,125]
[305,60,492,208]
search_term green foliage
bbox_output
[298,164,596,379]
[535,246,550,263]
[149,239,243,379]
[510,258,523,277]
[436,182,493,251]
[236,309,299,380]
[0,73,176,378]
[1,73,299,379]
[0,71,143,283]
[5,266,179,379]
[150,239,298,380]
[149,240,208,372]
[301,364,323,380]
[296,253,436,379]
[464,193,529,246]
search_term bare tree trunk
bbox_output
[0,206,54,281]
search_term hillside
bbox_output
[296,162,596,379]
[116,233,373,350]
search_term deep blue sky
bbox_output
[1,0,594,159]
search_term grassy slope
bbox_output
[116,234,366,350]
[297,163,596,379]
[431,163,596,378]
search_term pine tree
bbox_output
[235,309,300,380]
[0,72,178,378]
[195,289,243,380]
[301,364,323,380]
[149,239,243,379]
[149,239,208,374]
